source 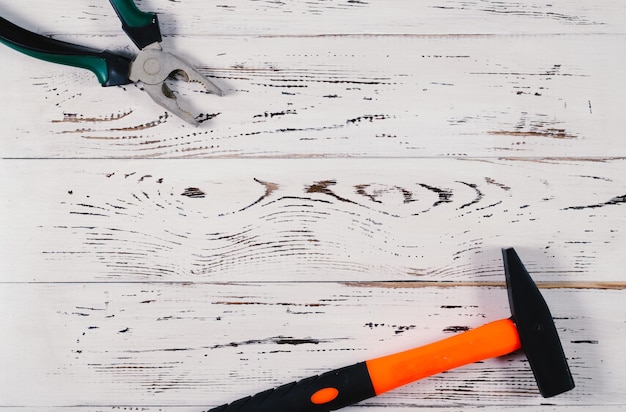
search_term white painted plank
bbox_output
[0,282,623,409]
[1,158,624,283]
[2,0,625,37]
[1,34,624,158]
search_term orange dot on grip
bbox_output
[310,387,340,405]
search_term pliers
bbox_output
[0,0,223,126]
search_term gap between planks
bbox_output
[1,280,624,290]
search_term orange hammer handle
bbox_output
[209,318,521,411]
[366,318,521,395]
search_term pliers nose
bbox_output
[130,44,224,126]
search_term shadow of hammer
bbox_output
[209,248,575,412]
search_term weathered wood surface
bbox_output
[1,283,624,409]
[1,158,625,283]
[1,0,625,411]
[1,33,625,158]
[3,1,626,37]
[1,1,625,158]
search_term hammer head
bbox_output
[503,248,575,398]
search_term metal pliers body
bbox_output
[0,0,222,126]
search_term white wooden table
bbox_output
[1,1,625,410]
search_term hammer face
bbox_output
[503,248,575,398]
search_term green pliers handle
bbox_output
[0,0,161,86]
[0,16,132,86]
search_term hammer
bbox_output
[209,248,575,411]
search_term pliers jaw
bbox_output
[129,44,223,126]
[0,1,224,126]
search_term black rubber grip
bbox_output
[208,362,376,412]
[119,15,162,50]
[108,0,162,49]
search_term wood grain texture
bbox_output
[1,0,625,410]
[1,158,624,283]
[2,1,625,37]
[1,283,624,409]
[1,34,624,158]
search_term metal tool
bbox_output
[209,248,575,411]
[0,0,223,126]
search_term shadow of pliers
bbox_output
[0,0,223,126]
